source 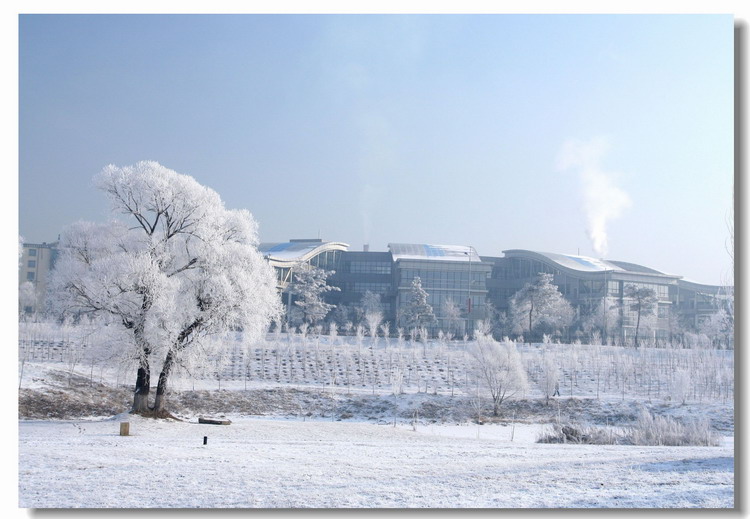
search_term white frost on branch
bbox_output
[48,161,281,412]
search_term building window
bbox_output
[26,272,35,281]
[27,260,36,268]
[28,249,37,257]
[349,261,392,274]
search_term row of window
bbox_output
[399,292,484,314]
[399,269,487,288]
[25,249,38,282]
[621,282,669,300]
[308,250,341,271]
[335,282,391,294]
[346,261,392,274]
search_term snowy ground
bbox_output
[19,414,733,508]
[17,335,736,509]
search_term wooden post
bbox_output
[119,422,130,436]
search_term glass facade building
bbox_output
[389,244,492,336]
[22,235,728,342]
[483,249,728,344]
[259,240,729,342]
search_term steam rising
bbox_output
[557,137,631,257]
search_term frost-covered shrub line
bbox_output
[537,409,720,446]
[625,408,720,447]
[536,423,620,445]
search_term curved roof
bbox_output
[503,249,624,273]
[676,279,730,294]
[389,243,482,263]
[259,239,349,267]
[502,249,680,279]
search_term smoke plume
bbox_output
[557,137,631,257]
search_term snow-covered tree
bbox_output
[509,273,574,341]
[442,298,463,337]
[540,354,560,405]
[48,161,280,416]
[624,285,658,348]
[288,264,339,325]
[365,310,383,341]
[330,304,351,329]
[360,290,383,316]
[18,281,36,319]
[469,331,528,416]
[579,296,621,344]
[699,306,734,349]
[401,277,436,334]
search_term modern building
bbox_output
[18,241,59,315]
[23,234,729,344]
[259,238,349,291]
[258,239,729,343]
[483,249,730,344]
[388,243,491,336]
[259,239,492,335]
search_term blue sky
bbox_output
[18,14,734,284]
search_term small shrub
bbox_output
[537,423,618,444]
[624,409,720,446]
[537,410,720,447]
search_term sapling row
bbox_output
[20,320,733,406]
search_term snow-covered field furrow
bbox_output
[18,416,733,508]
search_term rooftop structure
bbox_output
[388,243,482,263]
[258,239,349,290]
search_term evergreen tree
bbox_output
[402,277,436,333]
[624,284,658,348]
[509,273,574,341]
[289,265,340,325]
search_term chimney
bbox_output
[363,244,369,252]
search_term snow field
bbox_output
[18,416,733,508]
[18,326,734,508]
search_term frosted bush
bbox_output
[625,409,719,447]
[537,423,618,445]
[671,369,691,404]
[538,409,719,447]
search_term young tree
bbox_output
[18,281,36,319]
[442,298,463,337]
[365,310,384,342]
[288,264,340,326]
[401,277,436,334]
[469,331,528,416]
[330,303,351,330]
[48,161,281,416]
[360,290,383,316]
[579,296,620,345]
[509,273,574,341]
[624,285,658,348]
[540,354,560,405]
[700,308,734,349]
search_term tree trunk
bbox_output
[130,299,153,414]
[132,363,151,414]
[153,350,176,415]
[634,310,641,348]
[528,304,534,341]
